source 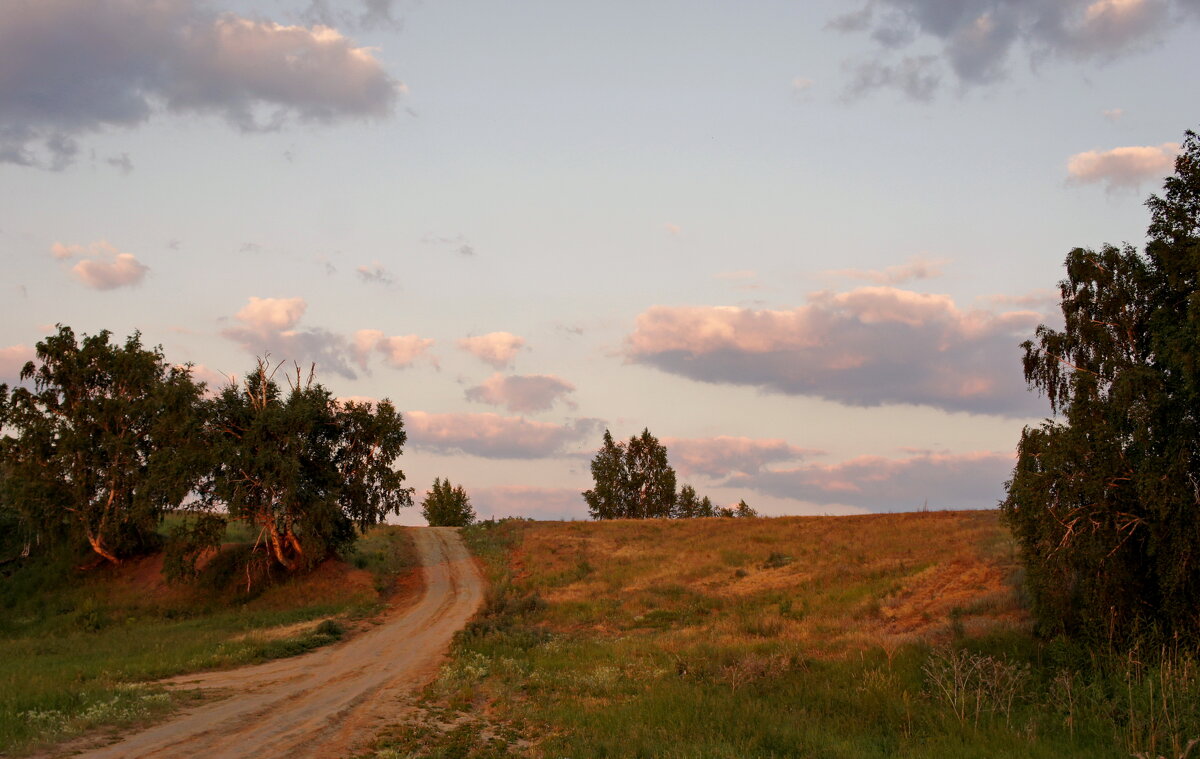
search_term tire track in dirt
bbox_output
[76,527,483,759]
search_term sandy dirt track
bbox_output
[77,527,483,759]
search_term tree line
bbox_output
[582,428,757,520]
[0,333,413,576]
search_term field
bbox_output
[0,525,419,756]
[368,511,1200,759]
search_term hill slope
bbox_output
[367,511,1199,759]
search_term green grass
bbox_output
[365,515,1200,759]
[0,524,417,755]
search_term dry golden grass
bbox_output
[511,509,1026,656]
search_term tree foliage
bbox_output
[1003,129,1200,643]
[583,429,677,519]
[203,360,412,571]
[0,327,207,564]
[421,478,476,527]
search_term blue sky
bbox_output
[2,0,1196,522]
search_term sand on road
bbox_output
[76,527,484,759]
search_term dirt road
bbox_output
[78,527,483,759]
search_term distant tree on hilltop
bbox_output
[583,429,677,519]
[422,478,476,527]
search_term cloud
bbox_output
[827,256,947,285]
[465,373,576,413]
[106,153,133,174]
[0,0,400,168]
[356,261,394,285]
[406,411,598,459]
[303,0,405,32]
[458,332,526,369]
[222,297,356,378]
[0,344,35,383]
[235,296,307,331]
[843,55,941,101]
[625,285,1046,416]
[180,363,235,396]
[468,486,588,521]
[1066,141,1180,190]
[1103,107,1125,121]
[728,450,1015,511]
[421,234,476,256]
[54,240,149,290]
[353,330,437,370]
[831,0,1188,99]
[220,296,438,379]
[663,436,824,479]
[665,223,682,235]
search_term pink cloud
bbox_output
[406,411,598,459]
[1067,142,1179,190]
[664,436,824,479]
[457,332,525,369]
[234,296,307,332]
[468,486,588,520]
[728,450,1016,511]
[354,330,437,370]
[0,344,35,382]
[625,285,1044,416]
[826,256,947,285]
[54,241,148,290]
[464,373,575,413]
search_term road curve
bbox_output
[78,527,484,759]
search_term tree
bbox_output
[674,484,701,518]
[0,327,207,565]
[1003,128,1200,643]
[583,428,677,519]
[421,478,476,527]
[733,499,758,518]
[203,360,412,571]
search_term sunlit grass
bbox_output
[366,513,1200,759]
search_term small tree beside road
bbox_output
[421,478,476,527]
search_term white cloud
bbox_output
[222,296,435,379]
[626,285,1046,416]
[1067,142,1179,190]
[353,329,437,369]
[57,240,149,290]
[728,450,1015,511]
[0,0,401,168]
[663,436,824,479]
[832,0,1187,99]
[234,296,307,332]
[457,332,525,369]
[827,256,947,285]
[464,373,576,413]
[406,411,598,459]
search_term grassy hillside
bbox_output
[0,525,418,756]
[367,512,1199,759]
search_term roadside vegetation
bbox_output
[367,513,1199,759]
[0,523,418,756]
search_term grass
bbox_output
[364,512,1200,759]
[0,524,418,756]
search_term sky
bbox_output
[1,0,1197,523]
